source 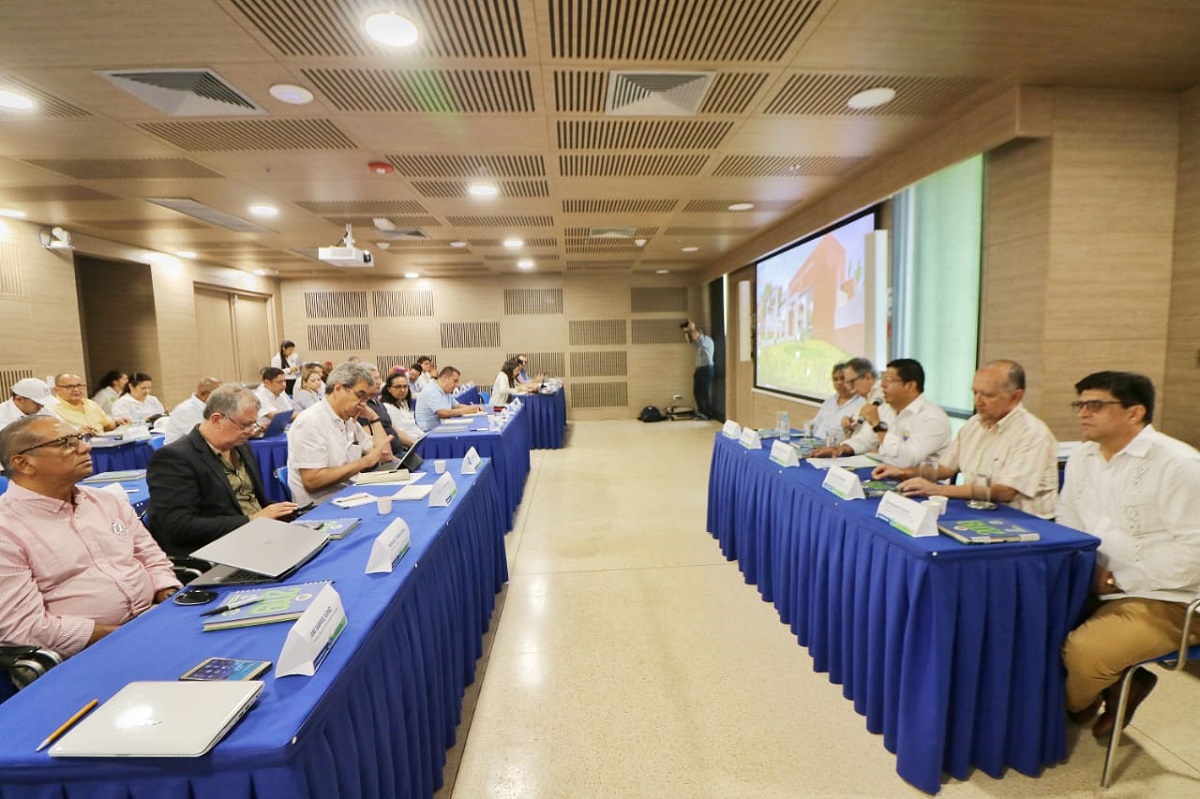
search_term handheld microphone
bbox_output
[872,398,883,406]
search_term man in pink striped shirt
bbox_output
[0,416,180,658]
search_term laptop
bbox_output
[50,680,263,758]
[258,408,293,438]
[187,517,329,587]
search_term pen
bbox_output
[200,595,263,617]
[36,698,98,751]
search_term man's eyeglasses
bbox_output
[16,433,93,455]
[220,415,261,433]
[56,383,85,390]
[353,389,371,402]
[845,374,864,385]
[1070,399,1124,414]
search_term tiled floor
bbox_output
[439,420,1200,798]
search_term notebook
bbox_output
[49,681,263,758]
[258,409,294,438]
[188,517,329,587]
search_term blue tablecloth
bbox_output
[248,434,290,502]
[454,386,481,406]
[706,433,1099,794]
[0,458,507,799]
[524,390,566,449]
[417,407,531,531]
[89,434,164,473]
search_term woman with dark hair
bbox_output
[270,340,300,377]
[380,373,422,442]
[491,358,522,406]
[91,370,127,416]
[111,371,166,424]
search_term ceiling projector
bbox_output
[319,223,373,268]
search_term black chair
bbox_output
[0,645,63,699]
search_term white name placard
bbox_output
[722,420,742,439]
[769,440,800,468]
[277,584,347,677]
[461,446,482,474]
[738,428,762,450]
[510,397,522,410]
[365,518,412,574]
[429,472,458,507]
[821,465,866,500]
[875,491,938,537]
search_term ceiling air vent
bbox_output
[96,69,265,116]
[589,227,636,239]
[144,198,274,233]
[605,71,715,117]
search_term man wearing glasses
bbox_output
[286,361,394,506]
[50,373,131,434]
[837,357,884,437]
[0,416,180,658]
[146,385,298,557]
[1058,371,1200,739]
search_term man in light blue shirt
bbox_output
[414,366,484,431]
[685,321,716,420]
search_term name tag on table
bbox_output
[510,398,522,410]
[821,465,866,500]
[461,446,482,474]
[722,420,742,439]
[768,440,800,468]
[429,472,457,507]
[875,491,938,537]
[738,428,762,449]
[365,518,412,574]
[277,584,347,677]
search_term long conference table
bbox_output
[0,457,507,798]
[706,433,1099,794]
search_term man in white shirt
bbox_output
[813,358,951,467]
[253,367,293,426]
[161,376,221,444]
[873,360,1059,518]
[413,366,484,431]
[1058,371,1200,739]
[413,357,435,393]
[0,378,56,432]
[832,357,884,442]
[286,361,393,506]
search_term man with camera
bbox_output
[684,320,715,421]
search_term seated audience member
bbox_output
[91,370,127,416]
[811,358,951,466]
[381,372,422,443]
[111,372,167,425]
[1058,371,1200,738]
[406,363,424,393]
[0,416,180,657]
[286,361,394,506]
[0,378,56,432]
[270,340,301,377]
[491,358,522,405]
[161,376,222,444]
[413,356,435,392]
[293,364,325,412]
[873,360,1059,517]
[358,366,413,455]
[146,384,297,556]
[515,353,545,386]
[808,361,865,440]
[414,366,485,431]
[52,373,129,433]
[253,366,294,426]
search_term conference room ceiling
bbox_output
[0,0,1197,280]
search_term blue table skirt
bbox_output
[89,434,164,473]
[706,433,1098,794]
[248,434,290,502]
[524,390,566,449]
[417,407,531,531]
[0,458,508,799]
[455,386,481,406]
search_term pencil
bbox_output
[36,698,98,752]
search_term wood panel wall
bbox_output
[1165,84,1200,447]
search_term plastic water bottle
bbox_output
[778,411,790,442]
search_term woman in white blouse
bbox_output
[380,373,422,442]
[110,372,166,424]
[293,364,325,412]
[490,358,523,406]
[270,340,301,377]
[91,370,127,416]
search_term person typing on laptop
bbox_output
[0,416,180,657]
[413,366,485,431]
[146,385,298,557]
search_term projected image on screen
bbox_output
[756,211,877,399]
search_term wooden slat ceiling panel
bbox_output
[712,155,869,177]
[0,186,116,202]
[319,214,442,227]
[0,77,90,118]
[388,155,545,178]
[556,120,733,150]
[559,155,708,177]
[303,68,536,113]
[412,180,549,198]
[562,199,678,213]
[138,119,356,151]
[22,158,223,180]
[296,200,429,214]
[765,72,990,116]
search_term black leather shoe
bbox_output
[1093,668,1158,739]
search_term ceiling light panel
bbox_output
[0,78,89,117]
[302,68,535,113]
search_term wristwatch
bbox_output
[872,421,888,433]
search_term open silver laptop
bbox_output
[188,516,329,586]
[50,681,263,757]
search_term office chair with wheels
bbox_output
[1102,596,1200,787]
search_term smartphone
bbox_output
[282,503,315,521]
[172,589,218,606]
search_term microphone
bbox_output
[872,398,883,406]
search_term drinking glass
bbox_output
[966,474,996,510]
[918,458,939,484]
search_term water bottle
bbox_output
[777,411,790,442]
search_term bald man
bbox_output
[51,373,130,434]
[162,377,222,444]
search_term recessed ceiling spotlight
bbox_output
[269,84,314,105]
[503,238,523,249]
[363,10,420,47]
[248,204,278,217]
[847,86,896,110]
[634,238,647,247]
[175,250,197,259]
[468,182,499,198]
[517,259,535,269]
[655,269,670,274]
[449,240,467,248]
[0,209,26,219]
[404,271,420,279]
[728,202,754,211]
[681,246,699,253]
[253,268,274,276]
[0,89,35,111]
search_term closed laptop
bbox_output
[188,516,328,586]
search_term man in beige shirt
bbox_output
[874,359,1059,517]
[51,373,130,434]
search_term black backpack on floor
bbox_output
[638,406,664,423]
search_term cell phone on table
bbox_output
[281,503,315,521]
